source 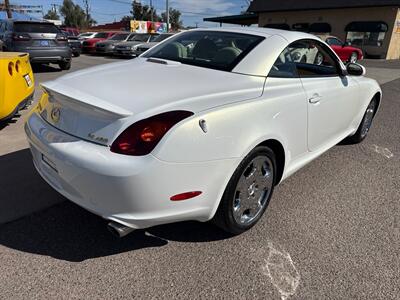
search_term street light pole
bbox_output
[166,0,169,32]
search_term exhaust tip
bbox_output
[107,221,135,238]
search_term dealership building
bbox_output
[205,0,400,59]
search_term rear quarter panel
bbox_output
[153,77,308,176]
[0,53,34,119]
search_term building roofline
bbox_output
[248,0,400,13]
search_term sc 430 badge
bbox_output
[88,133,109,144]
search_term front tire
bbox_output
[213,146,276,235]
[344,98,377,144]
[59,60,71,70]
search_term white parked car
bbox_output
[25,28,381,237]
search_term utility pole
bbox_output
[166,0,169,32]
[4,0,12,19]
[150,0,153,23]
[83,0,90,26]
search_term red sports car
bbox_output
[82,32,120,53]
[321,36,363,63]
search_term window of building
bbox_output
[309,23,332,34]
[345,21,388,47]
[292,23,310,32]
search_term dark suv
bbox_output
[0,20,72,70]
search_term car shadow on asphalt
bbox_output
[32,64,62,73]
[0,149,233,262]
[0,117,18,130]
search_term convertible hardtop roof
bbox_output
[191,27,321,44]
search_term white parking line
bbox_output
[372,144,394,159]
[261,243,301,300]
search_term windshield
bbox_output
[153,34,174,42]
[109,33,129,40]
[14,22,60,33]
[128,34,149,42]
[93,32,109,38]
[144,31,265,72]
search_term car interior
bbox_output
[145,32,264,71]
[270,40,339,77]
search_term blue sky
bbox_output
[11,0,249,27]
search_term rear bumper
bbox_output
[24,111,236,229]
[82,46,96,53]
[13,47,72,63]
[0,92,33,121]
[96,47,114,54]
[113,49,136,57]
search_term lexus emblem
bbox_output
[50,107,61,123]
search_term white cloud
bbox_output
[169,0,237,15]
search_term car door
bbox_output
[290,39,360,152]
[266,47,309,159]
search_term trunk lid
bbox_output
[40,58,266,145]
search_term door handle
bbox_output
[309,93,322,104]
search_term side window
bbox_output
[268,47,298,78]
[326,38,343,46]
[289,40,339,77]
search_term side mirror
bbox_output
[346,63,366,76]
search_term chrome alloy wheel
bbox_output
[315,52,324,65]
[361,100,376,138]
[350,52,358,63]
[232,156,274,225]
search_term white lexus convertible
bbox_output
[25,28,381,237]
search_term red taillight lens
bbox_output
[111,111,193,156]
[12,33,31,41]
[8,62,14,76]
[57,34,68,41]
[170,191,202,201]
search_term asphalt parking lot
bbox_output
[0,55,399,299]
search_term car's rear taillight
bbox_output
[111,111,194,156]
[12,33,31,41]
[57,34,68,41]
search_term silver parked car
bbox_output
[132,33,175,56]
[95,32,132,55]
[113,33,159,57]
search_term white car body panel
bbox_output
[25,27,382,229]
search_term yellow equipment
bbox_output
[0,52,35,121]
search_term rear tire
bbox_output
[73,52,80,57]
[344,98,377,144]
[213,146,276,235]
[59,61,71,70]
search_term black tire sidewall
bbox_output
[216,146,277,234]
[345,98,377,144]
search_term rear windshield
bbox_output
[109,33,129,40]
[93,32,109,38]
[128,34,149,42]
[143,31,265,72]
[14,23,60,33]
[153,34,174,42]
